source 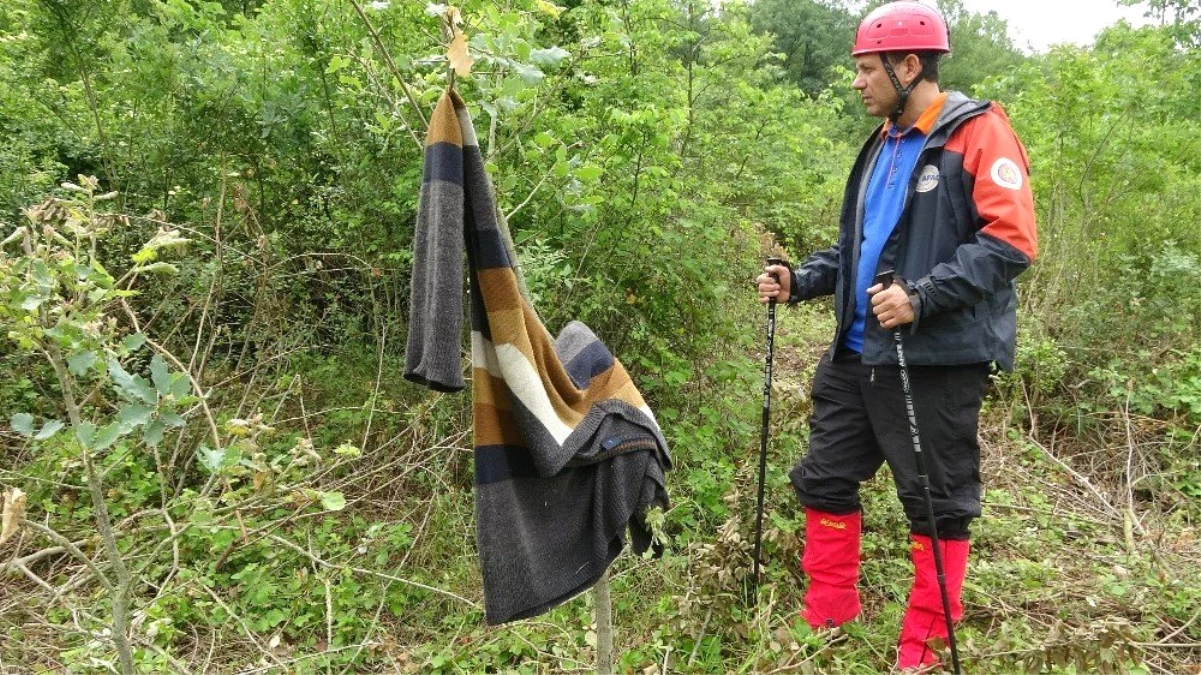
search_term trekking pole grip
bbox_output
[875,270,906,341]
[767,256,785,304]
[874,269,899,291]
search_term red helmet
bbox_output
[852,1,950,56]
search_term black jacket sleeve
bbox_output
[789,244,840,304]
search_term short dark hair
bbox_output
[884,51,941,83]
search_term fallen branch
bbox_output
[1,544,69,573]
[1025,434,1124,522]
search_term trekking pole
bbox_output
[751,256,785,591]
[876,271,962,675]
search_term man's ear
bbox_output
[903,53,923,85]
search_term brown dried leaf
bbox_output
[1,488,27,546]
[448,31,473,77]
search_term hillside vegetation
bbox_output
[0,0,1198,673]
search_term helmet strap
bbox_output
[880,53,918,124]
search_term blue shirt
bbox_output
[843,126,927,353]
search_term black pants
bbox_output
[789,351,991,540]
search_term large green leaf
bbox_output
[11,413,35,437]
[92,422,125,451]
[35,420,65,441]
[76,422,97,449]
[67,350,97,376]
[108,358,156,404]
[88,259,114,289]
[117,403,155,429]
[198,445,239,474]
[529,46,570,68]
[143,419,166,447]
[150,354,171,395]
[320,491,347,511]
[122,333,147,352]
[170,372,191,399]
[198,446,225,474]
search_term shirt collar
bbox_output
[881,92,947,138]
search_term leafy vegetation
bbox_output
[1,0,1197,673]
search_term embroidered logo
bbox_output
[990,157,1023,190]
[915,164,940,193]
[819,518,847,530]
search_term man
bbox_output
[755,1,1037,670]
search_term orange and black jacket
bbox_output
[789,91,1038,371]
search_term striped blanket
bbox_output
[404,90,672,625]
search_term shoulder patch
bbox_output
[915,165,940,193]
[990,157,1023,190]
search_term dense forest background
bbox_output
[1,0,1198,672]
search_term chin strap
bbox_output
[881,53,919,124]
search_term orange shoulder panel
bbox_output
[945,105,1038,261]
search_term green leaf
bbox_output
[575,165,603,181]
[31,260,54,289]
[67,350,97,376]
[161,411,186,428]
[76,422,97,449]
[131,247,157,265]
[89,260,114,289]
[35,420,65,441]
[108,358,155,404]
[514,40,531,62]
[150,354,171,395]
[264,608,287,628]
[529,46,570,68]
[169,372,191,399]
[326,54,347,74]
[512,62,544,84]
[11,413,35,437]
[320,491,347,511]
[534,0,563,17]
[122,333,147,352]
[136,262,179,275]
[117,403,155,429]
[373,111,392,132]
[93,422,125,451]
[143,419,166,447]
[199,445,227,474]
[334,443,362,458]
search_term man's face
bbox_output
[852,54,899,119]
